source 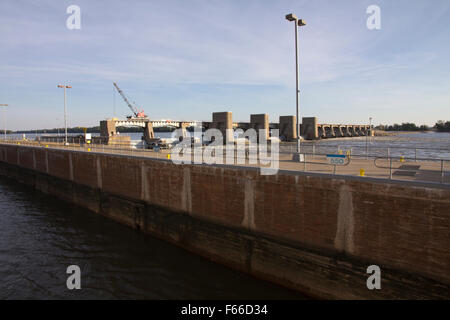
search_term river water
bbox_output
[300,132,450,159]
[0,177,305,299]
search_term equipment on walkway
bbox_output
[113,82,147,119]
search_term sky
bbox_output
[0,0,449,130]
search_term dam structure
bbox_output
[96,113,372,147]
[301,117,372,140]
[0,140,448,299]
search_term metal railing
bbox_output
[281,143,450,160]
[374,156,448,183]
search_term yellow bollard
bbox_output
[359,168,365,177]
[88,148,91,152]
[167,154,171,160]
[400,156,405,162]
[346,150,351,159]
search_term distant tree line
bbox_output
[375,121,450,132]
[376,123,430,131]
[434,120,450,132]
[14,126,101,134]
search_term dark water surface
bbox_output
[0,177,305,299]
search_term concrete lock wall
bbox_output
[0,144,449,299]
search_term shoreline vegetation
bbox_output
[375,120,450,133]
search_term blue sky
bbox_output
[0,0,449,130]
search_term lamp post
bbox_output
[0,104,7,140]
[285,13,306,160]
[57,85,72,145]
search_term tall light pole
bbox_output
[0,104,7,140]
[285,13,306,160]
[57,85,72,145]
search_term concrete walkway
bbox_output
[277,154,449,184]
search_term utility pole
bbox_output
[57,85,72,145]
[0,104,7,140]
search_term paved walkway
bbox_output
[2,140,449,185]
[278,154,449,184]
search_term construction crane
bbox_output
[113,82,147,119]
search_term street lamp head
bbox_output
[297,19,306,26]
[285,13,297,21]
[66,85,72,89]
[57,85,64,88]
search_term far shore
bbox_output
[373,130,425,136]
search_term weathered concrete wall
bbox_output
[250,114,269,142]
[0,143,449,299]
[212,112,233,143]
[279,116,297,141]
[100,119,116,137]
[143,122,155,141]
[301,117,319,140]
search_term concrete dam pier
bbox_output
[0,144,449,299]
